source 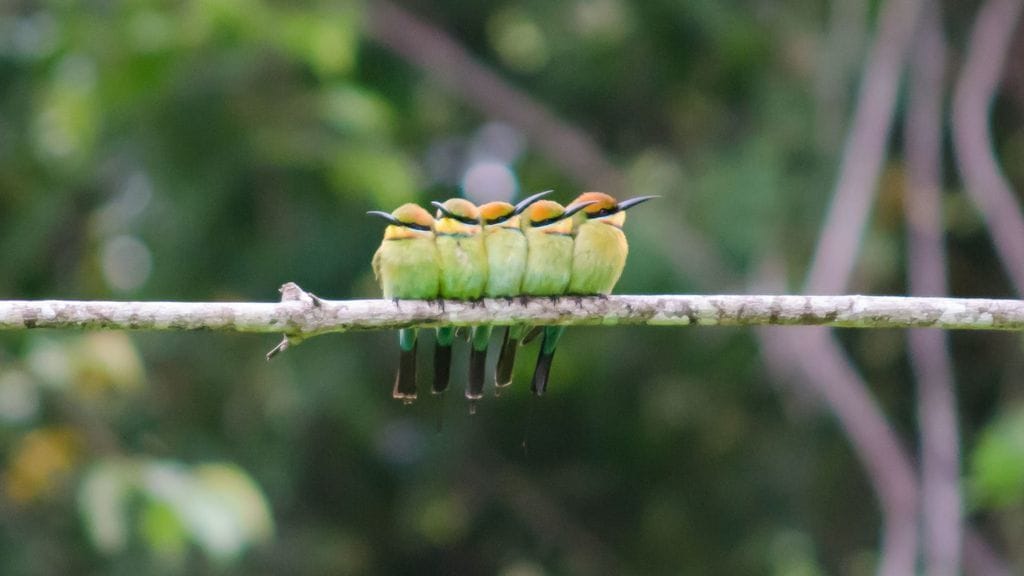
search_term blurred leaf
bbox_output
[320,84,396,139]
[72,332,145,395]
[4,427,80,503]
[488,7,549,73]
[275,6,361,78]
[969,404,1024,509]
[187,0,268,43]
[24,333,144,401]
[78,460,134,554]
[140,500,189,560]
[25,336,73,390]
[193,463,274,547]
[78,459,275,564]
[329,145,421,207]
[414,493,468,546]
[138,460,271,563]
[0,368,41,425]
[33,54,100,166]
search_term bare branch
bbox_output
[781,327,919,576]
[952,0,1024,294]
[805,0,925,293]
[964,528,1015,576]
[905,7,962,576]
[794,1,927,571]
[0,289,1023,338]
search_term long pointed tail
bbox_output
[467,326,491,401]
[433,327,454,394]
[530,326,566,396]
[393,328,418,403]
[495,325,524,391]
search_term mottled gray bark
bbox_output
[1,284,1022,337]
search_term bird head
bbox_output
[480,190,553,229]
[523,199,595,235]
[479,201,518,229]
[568,192,658,228]
[431,198,482,235]
[367,203,435,240]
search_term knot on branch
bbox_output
[266,282,324,360]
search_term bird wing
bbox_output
[371,244,383,286]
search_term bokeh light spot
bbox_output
[101,235,153,293]
[461,161,518,204]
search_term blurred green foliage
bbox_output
[1,0,1023,574]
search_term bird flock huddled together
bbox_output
[370,190,657,409]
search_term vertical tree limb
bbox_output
[804,0,925,294]
[952,0,1024,294]
[783,328,920,576]
[905,7,962,576]
[786,1,927,572]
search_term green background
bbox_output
[1,1,1022,574]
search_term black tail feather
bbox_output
[522,325,544,345]
[393,340,418,402]
[530,347,555,396]
[468,346,487,400]
[495,328,519,390]
[433,341,452,395]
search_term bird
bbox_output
[532,192,657,397]
[567,192,659,296]
[368,203,441,403]
[478,190,553,393]
[517,198,596,396]
[431,198,488,403]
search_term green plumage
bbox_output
[484,227,528,297]
[521,216,576,396]
[568,221,628,295]
[521,231,574,296]
[372,237,440,300]
[435,234,488,299]
[370,215,440,403]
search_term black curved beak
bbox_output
[558,200,598,221]
[367,210,402,225]
[432,200,482,225]
[430,201,456,219]
[617,195,660,211]
[512,189,554,216]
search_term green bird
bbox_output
[369,203,441,403]
[431,198,489,402]
[567,192,658,296]
[477,190,553,392]
[517,198,596,395]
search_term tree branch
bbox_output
[804,0,925,294]
[1,285,1022,338]
[952,0,1024,294]
[905,6,963,576]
